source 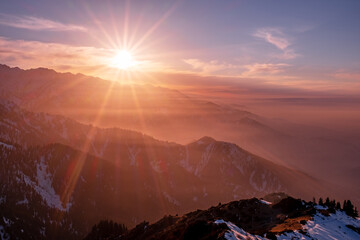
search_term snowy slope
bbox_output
[215,208,360,240]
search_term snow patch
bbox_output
[0,225,10,240]
[2,217,12,226]
[259,199,272,205]
[203,187,208,197]
[179,146,193,173]
[60,122,68,139]
[128,146,140,166]
[16,197,29,205]
[194,142,214,176]
[215,210,360,240]
[92,137,109,157]
[35,157,65,210]
[162,192,180,206]
[249,171,259,191]
[315,205,328,210]
[279,210,360,240]
[150,160,162,173]
[215,219,262,240]
[21,157,71,211]
[80,176,87,183]
[0,142,14,149]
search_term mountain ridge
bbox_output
[84,194,360,240]
[0,101,332,239]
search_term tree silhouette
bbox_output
[84,220,128,240]
[342,200,358,218]
[325,197,330,206]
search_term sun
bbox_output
[111,50,138,70]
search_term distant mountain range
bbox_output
[0,64,359,239]
[0,101,327,238]
[1,64,359,192]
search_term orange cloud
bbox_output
[183,58,239,74]
[243,63,290,76]
[0,37,163,79]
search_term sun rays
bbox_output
[53,1,183,222]
[111,50,138,70]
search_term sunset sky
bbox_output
[0,0,359,95]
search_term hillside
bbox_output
[1,64,359,197]
[0,103,332,239]
[84,194,360,240]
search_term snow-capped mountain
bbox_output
[0,101,327,239]
[1,63,359,200]
[0,100,325,199]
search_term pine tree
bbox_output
[325,197,330,206]
[319,197,324,206]
[355,207,359,217]
[336,201,341,210]
[343,200,356,217]
[312,197,316,204]
[329,199,336,209]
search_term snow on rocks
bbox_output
[128,146,140,166]
[0,225,10,240]
[259,199,272,205]
[215,219,264,240]
[162,191,180,206]
[215,209,360,240]
[21,157,71,211]
[279,210,360,240]
[0,142,14,150]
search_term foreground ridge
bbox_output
[86,194,360,240]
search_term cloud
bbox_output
[0,13,87,32]
[0,36,112,74]
[253,28,298,60]
[254,28,289,50]
[183,58,293,79]
[333,70,360,82]
[280,49,299,60]
[243,63,290,76]
[183,58,239,74]
[0,37,163,80]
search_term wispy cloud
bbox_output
[183,58,293,78]
[281,49,299,60]
[253,28,299,60]
[243,63,290,76]
[183,58,239,74]
[333,70,360,82]
[254,28,289,50]
[0,13,87,32]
